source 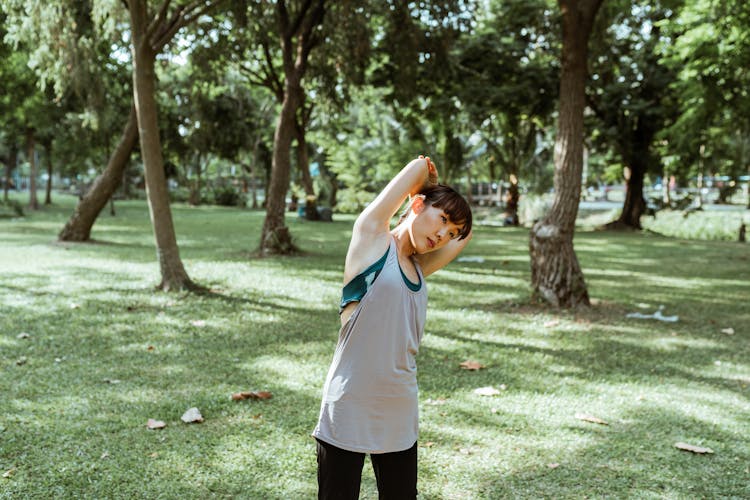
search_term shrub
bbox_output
[0,199,24,218]
[213,186,247,207]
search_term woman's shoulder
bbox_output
[343,230,392,283]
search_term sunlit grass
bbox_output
[1,194,748,498]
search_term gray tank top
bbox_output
[312,235,428,453]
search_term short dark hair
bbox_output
[418,184,473,240]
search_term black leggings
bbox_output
[316,438,417,499]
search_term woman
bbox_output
[312,156,473,499]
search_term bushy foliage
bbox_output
[212,185,247,207]
[0,198,24,217]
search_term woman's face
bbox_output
[410,204,464,254]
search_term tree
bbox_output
[0,9,52,210]
[588,1,678,229]
[57,10,137,240]
[660,0,750,208]
[529,0,603,308]
[126,0,223,290]
[59,106,139,240]
[254,0,325,254]
[454,0,559,220]
[1,1,140,239]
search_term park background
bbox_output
[1,0,749,498]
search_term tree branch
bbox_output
[288,0,314,37]
[277,0,290,36]
[261,39,284,101]
[295,0,325,75]
[298,0,324,53]
[147,0,172,40]
[151,0,226,52]
[237,63,270,88]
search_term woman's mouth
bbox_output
[427,238,435,249]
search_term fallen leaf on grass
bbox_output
[181,407,204,423]
[100,452,110,460]
[721,327,735,335]
[146,419,166,430]
[102,378,121,384]
[147,345,155,351]
[15,357,27,366]
[424,398,447,406]
[459,360,485,371]
[16,332,29,339]
[423,442,435,448]
[543,320,560,328]
[675,442,714,454]
[547,463,560,469]
[474,386,503,396]
[190,320,206,327]
[575,413,608,425]
[231,391,273,401]
[2,468,15,478]
[69,303,80,309]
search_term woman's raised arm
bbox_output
[353,156,437,235]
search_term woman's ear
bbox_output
[411,195,426,214]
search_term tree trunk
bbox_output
[260,78,301,254]
[318,159,338,209]
[189,155,202,205]
[696,144,705,209]
[663,172,671,206]
[4,143,17,202]
[59,105,138,241]
[503,173,520,226]
[121,156,131,199]
[617,162,646,228]
[295,118,319,221]
[250,144,260,209]
[130,1,196,291]
[529,0,601,308]
[27,128,39,210]
[43,140,53,205]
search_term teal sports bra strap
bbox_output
[339,247,389,313]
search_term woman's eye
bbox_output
[441,216,447,223]
[449,232,455,239]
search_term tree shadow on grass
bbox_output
[471,405,750,498]
[422,325,750,402]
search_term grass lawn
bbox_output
[2,194,749,499]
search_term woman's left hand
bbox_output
[423,156,438,186]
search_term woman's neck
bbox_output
[391,224,415,257]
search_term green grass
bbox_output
[1,194,749,499]
[642,208,749,241]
